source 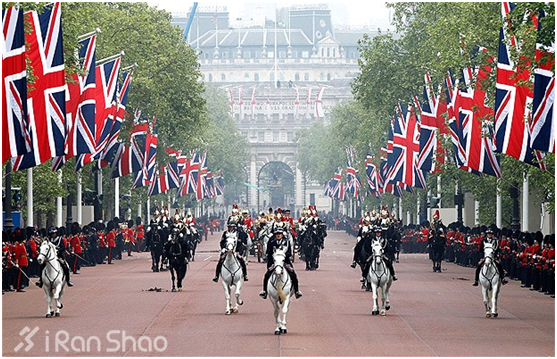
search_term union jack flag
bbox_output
[93,57,121,156]
[196,150,208,200]
[414,72,449,173]
[215,173,225,196]
[52,33,98,171]
[166,161,181,190]
[314,86,325,118]
[133,123,157,189]
[494,14,546,169]
[2,5,30,163]
[449,63,501,177]
[13,3,66,171]
[110,123,147,178]
[365,154,381,199]
[250,87,256,119]
[305,87,312,119]
[148,165,169,197]
[205,171,216,199]
[327,167,343,199]
[178,152,200,197]
[388,104,427,189]
[99,71,132,169]
[530,8,555,153]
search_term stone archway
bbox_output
[257,161,295,211]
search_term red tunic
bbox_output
[106,231,116,248]
[13,242,28,267]
[71,235,83,254]
[136,224,144,239]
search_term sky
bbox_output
[148,0,393,30]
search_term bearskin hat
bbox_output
[26,226,35,240]
[534,231,544,243]
[71,222,81,235]
[106,220,115,232]
[12,227,25,242]
[136,216,142,226]
[58,226,66,236]
[128,219,134,228]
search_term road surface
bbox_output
[2,230,554,356]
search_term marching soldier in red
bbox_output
[70,223,83,274]
[27,227,40,278]
[135,217,144,252]
[106,221,116,264]
[13,228,29,292]
[126,219,136,256]
[97,223,107,264]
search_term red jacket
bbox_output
[29,239,39,258]
[136,224,144,239]
[106,231,116,248]
[71,235,83,254]
[13,242,28,267]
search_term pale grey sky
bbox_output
[149,0,393,30]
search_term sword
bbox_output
[9,260,34,283]
[69,252,92,266]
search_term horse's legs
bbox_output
[170,267,176,292]
[53,284,63,316]
[481,286,491,317]
[235,280,244,307]
[371,284,379,315]
[44,287,53,317]
[222,282,232,315]
[491,284,500,317]
[274,301,281,334]
[280,297,290,333]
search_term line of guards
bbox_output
[399,224,555,297]
[2,217,147,294]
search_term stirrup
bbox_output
[472,281,479,286]
[295,291,303,299]
[259,290,267,299]
[212,276,218,282]
[67,281,74,287]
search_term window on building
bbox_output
[304,73,310,81]
[295,73,300,82]
[230,73,235,81]
[287,132,293,142]
[320,73,325,81]
[209,74,213,82]
[258,132,264,142]
[221,51,228,58]
[244,73,250,80]
[273,131,279,142]
[310,193,315,206]
[327,73,331,81]
[327,47,330,57]
[254,73,259,82]
[243,51,251,59]
[221,73,226,81]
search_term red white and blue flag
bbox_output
[2,5,30,163]
[52,32,98,171]
[13,3,66,171]
[148,165,169,197]
[494,5,546,169]
[365,154,381,199]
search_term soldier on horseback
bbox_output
[259,226,303,299]
[36,227,73,288]
[473,228,508,286]
[213,221,249,282]
[354,226,398,281]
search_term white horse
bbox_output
[220,233,244,315]
[367,240,393,316]
[267,246,293,335]
[36,240,66,318]
[479,242,502,318]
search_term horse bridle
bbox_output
[271,251,289,289]
[39,242,63,286]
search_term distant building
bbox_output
[171,5,391,216]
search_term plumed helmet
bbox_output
[274,227,284,234]
[48,226,58,235]
[433,209,440,219]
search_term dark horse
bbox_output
[355,231,374,291]
[164,228,190,291]
[301,223,326,271]
[146,223,165,272]
[185,226,201,261]
[428,222,446,273]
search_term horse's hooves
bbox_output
[55,312,60,317]
[171,288,177,292]
[275,330,281,335]
[380,310,386,316]
[58,303,64,309]
[280,328,287,334]
[386,305,391,311]
[46,313,52,318]
[372,311,378,316]
[238,300,244,306]
[493,313,498,318]
[178,288,182,292]
[486,313,491,318]
[225,310,231,315]
[232,308,238,313]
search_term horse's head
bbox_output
[170,228,181,243]
[372,240,384,263]
[273,246,287,275]
[37,240,54,265]
[225,232,237,252]
[484,242,495,264]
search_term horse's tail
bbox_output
[276,281,286,302]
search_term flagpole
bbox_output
[27,168,33,227]
[522,172,529,232]
[115,177,120,219]
[97,51,125,65]
[77,170,82,224]
[496,182,502,229]
[77,28,101,40]
[57,171,63,227]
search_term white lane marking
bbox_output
[204,255,213,261]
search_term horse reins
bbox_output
[39,243,63,289]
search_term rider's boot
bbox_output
[35,263,46,288]
[288,268,303,298]
[61,260,74,287]
[350,261,357,268]
[259,269,272,299]
[496,261,508,285]
[385,258,397,281]
[238,255,248,281]
[473,263,481,286]
[213,256,224,282]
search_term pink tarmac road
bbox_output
[2,230,554,356]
